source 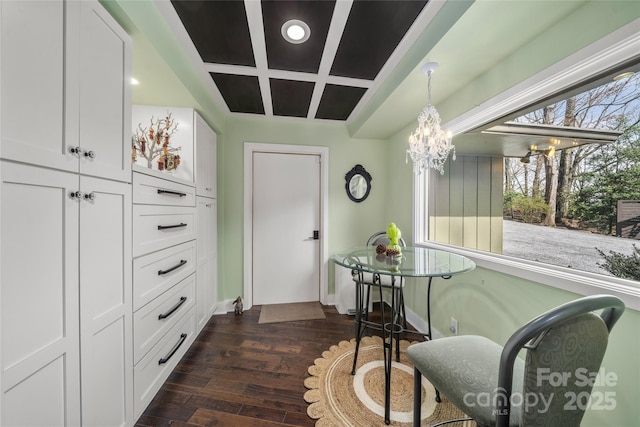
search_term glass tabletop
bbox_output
[331,246,476,278]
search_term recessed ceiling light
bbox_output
[131,77,139,85]
[281,19,310,44]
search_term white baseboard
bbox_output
[213,298,236,315]
[214,294,442,339]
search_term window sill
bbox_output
[417,241,640,311]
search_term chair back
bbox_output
[495,294,625,427]
[521,313,609,426]
[366,231,406,248]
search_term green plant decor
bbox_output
[386,222,402,256]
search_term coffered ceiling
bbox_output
[106,0,639,153]
[166,0,430,121]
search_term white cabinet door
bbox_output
[79,176,133,427]
[196,198,217,330]
[78,1,131,183]
[195,113,217,198]
[0,162,81,426]
[0,0,79,173]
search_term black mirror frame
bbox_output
[345,164,372,203]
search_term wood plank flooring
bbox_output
[135,304,375,426]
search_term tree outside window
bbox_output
[504,72,640,280]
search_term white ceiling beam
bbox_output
[307,0,354,119]
[244,0,273,116]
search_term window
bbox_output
[414,24,640,306]
[503,71,640,280]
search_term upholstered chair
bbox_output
[406,294,625,427]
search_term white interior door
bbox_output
[252,152,320,305]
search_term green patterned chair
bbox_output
[406,294,625,427]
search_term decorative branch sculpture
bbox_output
[132,113,182,170]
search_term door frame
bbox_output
[243,142,329,310]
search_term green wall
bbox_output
[219,115,400,299]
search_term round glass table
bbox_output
[331,246,475,424]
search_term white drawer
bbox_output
[133,172,195,207]
[133,205,196,257]
[133,240,196,310]
[134,307,196,419]
[134,274,196,364]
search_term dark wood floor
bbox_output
[135,304,365,426]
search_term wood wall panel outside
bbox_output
[462,157,478,249]
[429,155,504,253]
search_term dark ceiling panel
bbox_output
[330,0,428,80]
[261,0,336,73]
[315,84,367,120]
[270,79,314,118]
[210,73,264,114]
[172,1,255,66]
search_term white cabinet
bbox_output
[130,106,217,418]
[194,112,218,329]
[132,172,196,418]
[196,198,218,330]
[0,0,131,183]
[0,164,133,427]
[79,177,133,427]
[0,1,132,425]
[0,0,75,173]
[0,163,81,426]
[77,1,131,183]
[195,112,217,198]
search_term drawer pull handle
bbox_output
[158,333,187,365]
[158,260,187,276]
[157,223,187,230]
[157,189,187,197]
[158,296,187,320]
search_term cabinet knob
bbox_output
[69,146,82,155]
[84,192,96,201]
[69,191,82,200]
[205,187,212,191]
[84,150,96,159]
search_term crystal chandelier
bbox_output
[407,62,455,174]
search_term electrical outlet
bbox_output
[450,317,459,335]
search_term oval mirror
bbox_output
[345,164,372,203]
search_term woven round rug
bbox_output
[304,336,473,426]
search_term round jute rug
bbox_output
[304,336,474,427]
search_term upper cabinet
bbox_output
[195,112,217,198]
[0,0,131,183]
[77,1,132,183]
